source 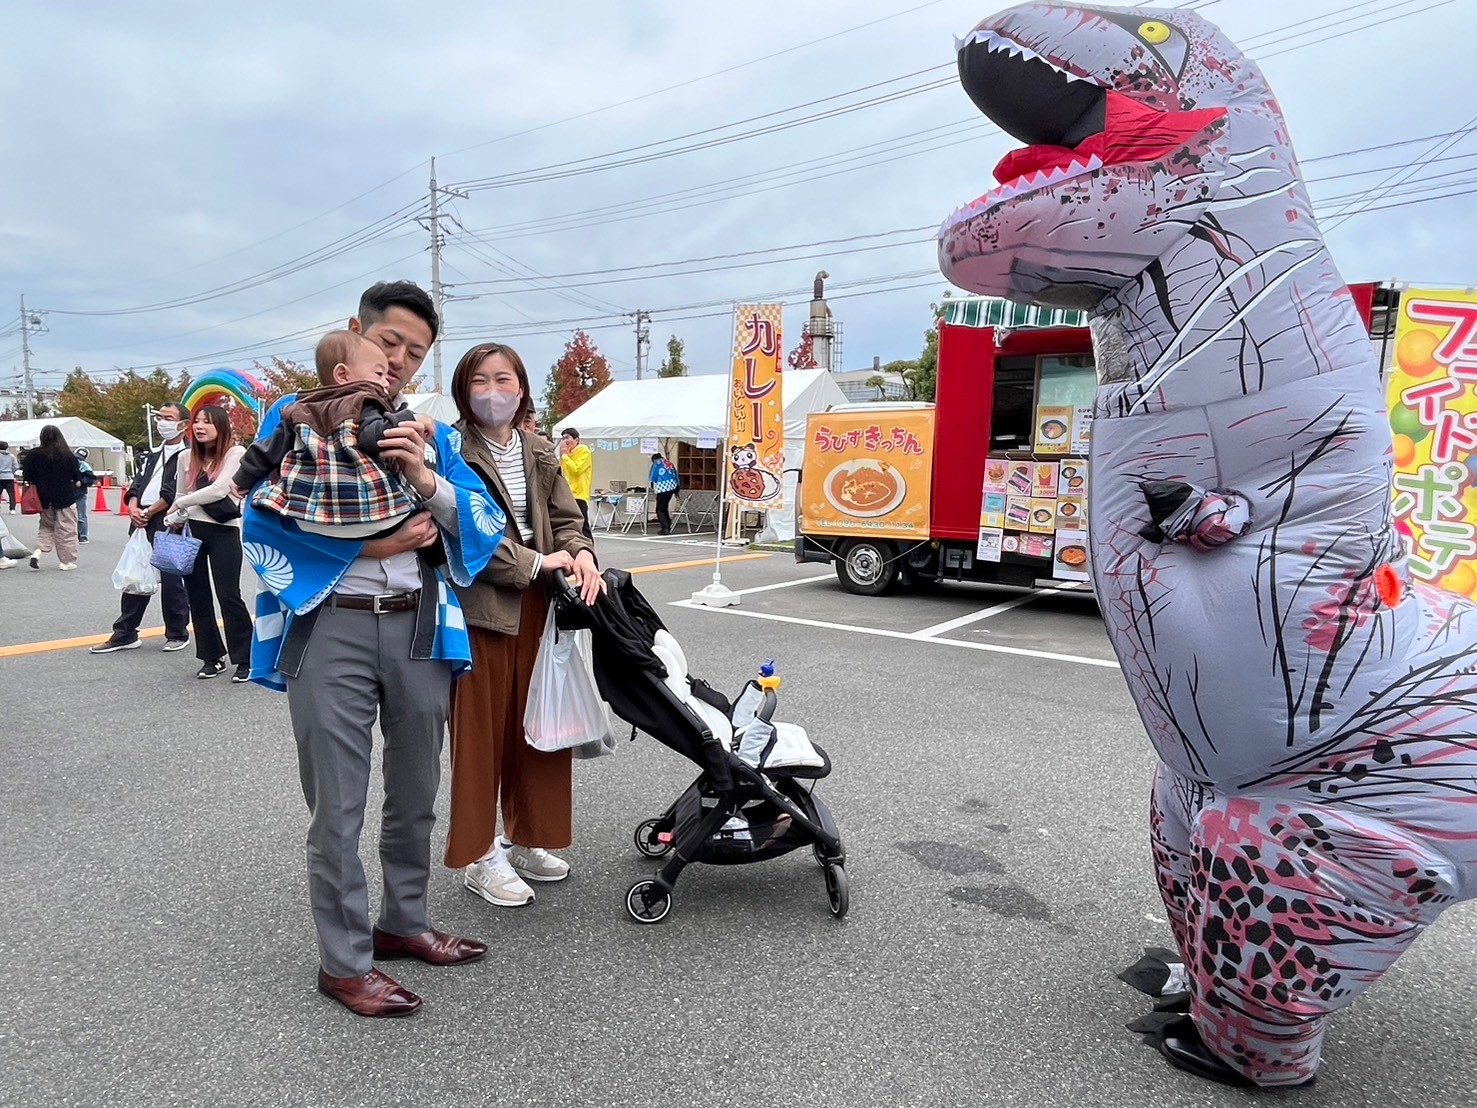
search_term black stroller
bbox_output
[553,569,848,923]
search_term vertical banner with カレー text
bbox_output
[1387,287,1477,595]
[726,303,785,510]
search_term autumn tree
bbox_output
[58,367,192,446]
[254,356,319,408]
[787,325,818,370]
[542,330,613,422]
[1,395,57,419]
[658,335,688,377]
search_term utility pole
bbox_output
[20,295,34,419]
[423,158,468,392]
[633,309,651,380]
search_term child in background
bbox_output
[231,330,422,538]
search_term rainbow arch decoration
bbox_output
[183,368,268,426]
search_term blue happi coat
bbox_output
[244,396,503,690]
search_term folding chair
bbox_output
[618,493,649,535]
[677,491,718,534]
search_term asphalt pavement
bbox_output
[1,508,1473,1107]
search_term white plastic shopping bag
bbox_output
[524,605,616,753]
[112,530,161,595]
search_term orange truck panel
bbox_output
[802,409,936,540]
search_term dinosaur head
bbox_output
[938,3,1282,310]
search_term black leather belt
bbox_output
[326,590,420,614]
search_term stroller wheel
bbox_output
[635,819,672,859]
[824,865,850,918]
[626,879,673,924]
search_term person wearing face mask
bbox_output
[89,403,193,654]
[242,281,505,1020]
[445,342,602,909]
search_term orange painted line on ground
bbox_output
[626,552,770,575]
[0,555,768,657]
[0,626,168,659]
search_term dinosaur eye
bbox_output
[1138,21,1172,44]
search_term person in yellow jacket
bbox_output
[557,427,593,533]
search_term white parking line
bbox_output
[909,586,1071,639]
[667,600,1119,669]
[721,573,835,598]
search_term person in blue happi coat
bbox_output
[241,281,505,1019]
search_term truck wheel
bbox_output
[836,539,898,595]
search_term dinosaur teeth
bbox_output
[938,153,1109,235]
[957,28,1095,87]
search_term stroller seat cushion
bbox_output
[652,633,734,745]
[735,719,826,771]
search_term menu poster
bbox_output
[1001,533,1021,555]
[1054,528,1090,581]
[1028,498,1056,533]
[1071,406,1093,455]
[1057,460,1087,498]
[1032,460,1059,499]
[1024,533,1054,560]
[1036,405,1073,454]
[977,528,1003,562]
[983,457,1009,494]
[1007,460,1033,497]
[1005,496,1032,530]
[1056,495,1085,529]
[981,491,1006,529]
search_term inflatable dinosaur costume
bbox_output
[938,2,1477,1088]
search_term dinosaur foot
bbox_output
[1117,946,1186,996]
[1126,1011,1316,1089]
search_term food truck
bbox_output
[797,288,1385,595]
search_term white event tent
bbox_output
[0,416,127,479]
[0,417,124,451]
[402,392,460,424]
[560,369,847,540]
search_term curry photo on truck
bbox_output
[798,289,1387,596]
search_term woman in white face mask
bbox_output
[443,343,601,910]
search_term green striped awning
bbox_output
[942,297,1088,329]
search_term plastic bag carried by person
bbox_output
[524,604,616,753]
[112,530,161,595]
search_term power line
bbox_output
[43,199,427,318]
[438,0,949,159]
[1257,0,1459,62]
[449,226,932,289]
[450,67,954,192]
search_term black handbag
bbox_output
[189,467,242,523]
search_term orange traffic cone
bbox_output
[116,490,132,516]
[93,484,108,512]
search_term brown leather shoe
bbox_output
[317,967,422,1018]
[372,926,488,966]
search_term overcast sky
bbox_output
[2,0,1472,402]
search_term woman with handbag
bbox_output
[445,342,603,908]
[166,405,252,681]
[18,426,83,570]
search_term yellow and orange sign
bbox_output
[1387,286,1477,596]
[726,303,785,509]
[801,409,935,539]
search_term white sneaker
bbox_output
[464,850,535,907]
[504,842,570,883]
[58,562,77,571]
[0,557,14,569]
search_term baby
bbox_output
[232,330,423,538]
